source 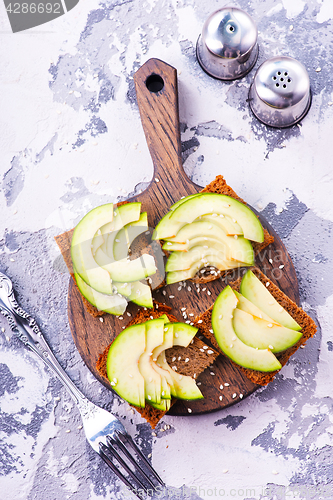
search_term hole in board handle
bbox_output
[146,74,164,93]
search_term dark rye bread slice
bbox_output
[96,302,219,428]
[192,267,317,386]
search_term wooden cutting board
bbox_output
[68,58,299,416]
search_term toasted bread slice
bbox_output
[192,267,316,386]
[96,302,220,428]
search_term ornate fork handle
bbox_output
[0,271,89,410]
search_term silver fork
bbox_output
[0,271,164,499]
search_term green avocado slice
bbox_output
[233,308,303,353]
[170,193,264,243]
[240,270,301,331]
[106,323,146,407]
[71,203,115,294]
[74,273,127,315]
[212,286,282,372]
[138,319,164,404]
[165,221,254,264]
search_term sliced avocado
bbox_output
[163,236,226,252]
[199,214,243,236]
[71,203,115,294]
[233,308,303,353]
[128,281,153,308]
[234,290,279,324]
[170,193,264,243]
[113,212,148,261]
[171,323,198,346]
[156,352,203,400]
[211,286,282,372]
[166,257,244,285]
[138,319,164,404]
[151,323,176,396]
[165,245,245,273]
[101,203,142,258]
[74,273,128,315]
[170,193,201,211]
[153,211,187,240]
[148,399,171,411]
[240,270,301,331]
[101,254,156,283]
[165,221,254,264]
[106,323,146,407]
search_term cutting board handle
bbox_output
[134,58,197,194]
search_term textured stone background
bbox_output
[1,1,333,499]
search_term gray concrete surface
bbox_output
[1,1,333,499]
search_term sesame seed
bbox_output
[197,319,203,324]
[127,312,131,317]
[175,332,179,338]
[223,469,228,473]
[224,383,229,387]
[197,382,201,386]
[65,429,71,433]
[210,372,215,376]
[229,344,233,348]
[178,356,181,361]
[267,324,273,328]
[1,327,5,333]
[200,349,205,352]
[272,470,279,475]
[78,425,83,429]
[169,295,175,299]
[148,453,152,458]
[10,258,15,262]
[269,258,273,264]
[219,315,222,319]
[188,287,191,292]
[185,358,189,363]
[315,67,321,72]
[232,393,237,398]
[99,317,104,322]
[239,394,243,399]
[162,290,166,295]
[152,432,157,437]
[207,291,211,296]
[160,428,165,432]
[234,235,238,240]
[178,286,182,291]
[188,408,192,413]
[266,282,270,287]
[155,178,160,182]
[119,316,123,320]
[209,329,214,333]
[279,264,285,269]
[219,395,223,401]
[147,395,151,400]
[193,373,196,378]
[203,346,208,349]
[128,373,133,378]
[269,345,274,350]
[181,307,186,311]
[300,345,305,349]
[191,339,194,344]
[189,313,194,317]
[172,366,177,371]
[172,357,176,362]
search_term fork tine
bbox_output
[99,442,148,493]
[107,435,156,490]
[99,445,134,489]
[116,431,165,486]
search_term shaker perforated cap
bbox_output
[196,7,258,80]
[249,56,311,127]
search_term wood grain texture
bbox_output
[68,58,299,416]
